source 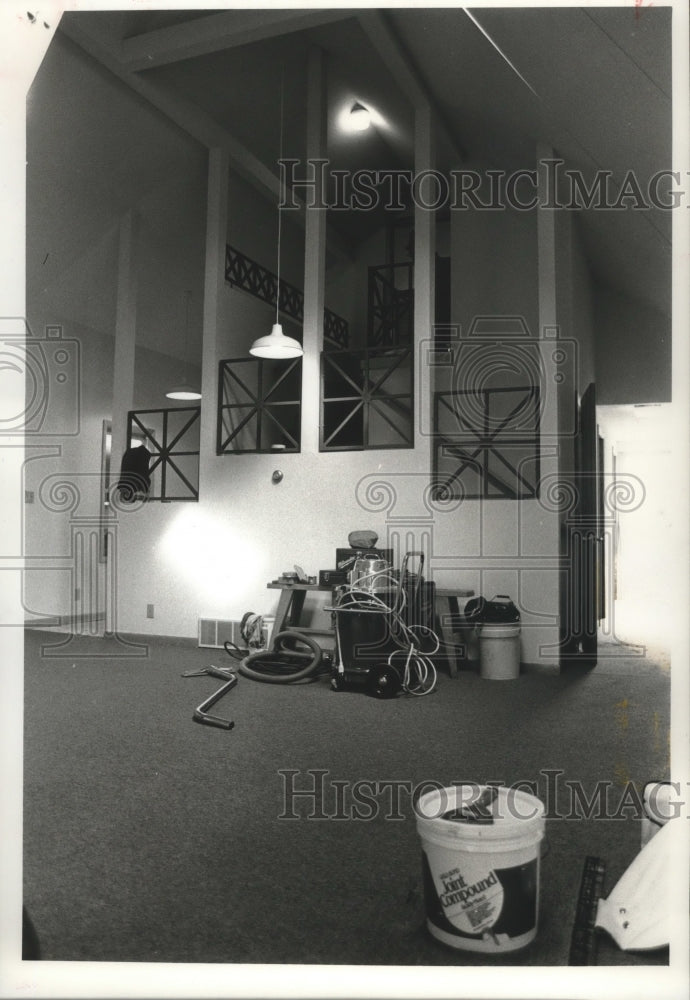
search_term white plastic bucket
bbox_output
[416,784,545,953]
[479,623,521,680]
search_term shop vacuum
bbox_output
[212,533,440,701]
[329,546,439,698]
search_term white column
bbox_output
[0,6,61,962]
[199,147,229,489]
[107,210,138,634]
[537,143,567,667]
[414,103,435,466]
[301,46,327,453]
[111,210,138,479]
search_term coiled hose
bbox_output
[225,630,325,684]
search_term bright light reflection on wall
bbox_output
[161,506,261,606]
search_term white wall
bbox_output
[25,32,207,627]
[447,192,562,665]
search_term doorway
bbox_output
[596,403,674,661]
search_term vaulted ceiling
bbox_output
[41,5,674,317]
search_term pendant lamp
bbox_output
[250,70,303,361]
[166,290,202,400]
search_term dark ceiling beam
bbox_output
[119,9,353,73]
[357,9,465,164]
[59,16,354,264]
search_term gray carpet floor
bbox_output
[23,628,671,968]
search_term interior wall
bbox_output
[325,226,387,349]
[25,32,208,625]
[110,166,569,665]
[112,200,436,639]
[22,321,114,621]
[27,29,607,667]
[594,284,671,404]
[447,192,561,665]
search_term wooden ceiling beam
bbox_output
[120,9,352,72]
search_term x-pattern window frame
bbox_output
[320,346,414,452]
[433,385,541,500]
[217,356,302,455]
[127,406,200,502]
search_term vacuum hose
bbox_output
[236,630,324,684]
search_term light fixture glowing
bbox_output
[250,69,303,361]
[165,385,202,400]
[349,102,371,131]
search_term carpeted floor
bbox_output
[23,628,671,967]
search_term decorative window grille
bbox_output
[218,356,302,454]
[225,245,348,351]
[127,407,200,501]
[433,386,540,499]
[320,347,414,451]
[367,262,414,347]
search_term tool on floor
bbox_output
[569,814,677,962]
[593,817,676,951]
[569,856,607,964]
[183,665,238,730]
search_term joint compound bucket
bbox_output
[416,785,545,953]
[479,623,521,680]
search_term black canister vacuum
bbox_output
[330,551,439,698]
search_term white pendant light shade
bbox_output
[165,384,202,400]
[250,323,303,359]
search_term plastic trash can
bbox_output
[479,622,521,680]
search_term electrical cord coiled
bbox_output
[330,581,439,696]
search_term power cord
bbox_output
[330,580,439,696]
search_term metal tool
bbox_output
[182,665,235,680]
[183,665,238,730]
[569,856,606,965]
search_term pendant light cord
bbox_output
[184,290,191,363]
[276,66,285,326]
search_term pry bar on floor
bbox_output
[192,671,238,730]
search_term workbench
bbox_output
[266,582,335,648]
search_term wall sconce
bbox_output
[349,102,371,131]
